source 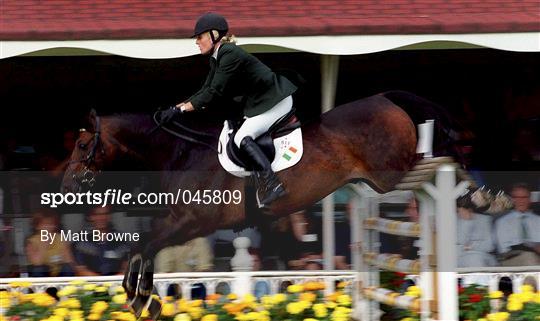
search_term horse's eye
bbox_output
[78,143,87,150]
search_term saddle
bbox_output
[226,109,300,169]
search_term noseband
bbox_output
[69,115,104,189]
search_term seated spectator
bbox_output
[154,237,213,273]
[73,206,129,276]
[25,209,75,277]
[251,249,270,298]
[456,195,497,268]
[208,227,261,271]
[495,183,540,266]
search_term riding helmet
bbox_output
[193,12,229,40]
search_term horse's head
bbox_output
[62,110,107,193]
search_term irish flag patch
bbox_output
[282,146,298,161]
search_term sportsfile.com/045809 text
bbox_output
[41,189,243,208]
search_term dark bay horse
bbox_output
[61,90,458,318]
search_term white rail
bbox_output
[0,270,359,300]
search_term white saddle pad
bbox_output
[217,121,303,177]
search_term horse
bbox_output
[61,90,460,318]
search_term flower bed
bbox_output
[399,284,540,321]
[1,281,353,321]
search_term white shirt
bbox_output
[495,210,540,253]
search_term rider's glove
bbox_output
[160,106,182,123]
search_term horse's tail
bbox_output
[380,90,466,165]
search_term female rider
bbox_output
[165,12,297,207]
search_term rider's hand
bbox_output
[160,106,181,123]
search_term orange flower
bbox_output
[299,292,317,302]
[206,294,221,301]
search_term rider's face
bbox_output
[196,32,213,55]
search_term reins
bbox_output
[151,111,219,152]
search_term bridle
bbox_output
[68,115,104,189]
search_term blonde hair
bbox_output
[210,30,236,44]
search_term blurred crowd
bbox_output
[0,182,538,280]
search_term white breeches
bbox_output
[234,95,293,147]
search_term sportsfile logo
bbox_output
[41,189,242,208]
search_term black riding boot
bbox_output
[240,137,286,206]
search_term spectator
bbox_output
[251,249,270,298]
[154,237,213,273]
[73,206,129,276]
[456,195,497,268]
[495,183,540,266]
[25,209,76,277]
[208,227,261,271]
[399,197,420,260]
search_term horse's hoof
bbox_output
[147,298,162,320]
[130,294,151,319]
[123,254,142,300]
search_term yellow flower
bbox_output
[337,294,352,306]
[401,318,413,321]
[299,292,317,302]
[112,294,127,304]
[521,291,535,303]
[88,313,101,321]
[313,303,328,318]
[404,286,422,298]
[273,293,287,303]
[286,302,305,314]
[70,310,84,318]
[191,299,203,307]
[486,312,510,321]
[58,285,77,297]
[535,292,540,304]
[507,300,523,311]
[53,307,69,317]
[58,298,81,309]
[304,281,325,291]
[0,298,11,309]
[304,319,318,321]
[32,293,56,307]
[287,284,304,293]
[201,314,218,321]
[189,306,203,319]
[91,300,108,313]
[336,281,349,289]
[246,312,262,320]
[520,284,534,293]
[69,280,86,286]
[114,285,125,293]
[83,284,97,291]
[243,293,256,303]
[174,314,191,321]
[8,281,32,288]
[95,286,108,293]
[489,291,503,299]
[227,293,238,300]
[162,303,176,316]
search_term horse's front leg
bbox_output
[124,211,204,320]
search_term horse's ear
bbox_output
[88,109,98,131]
